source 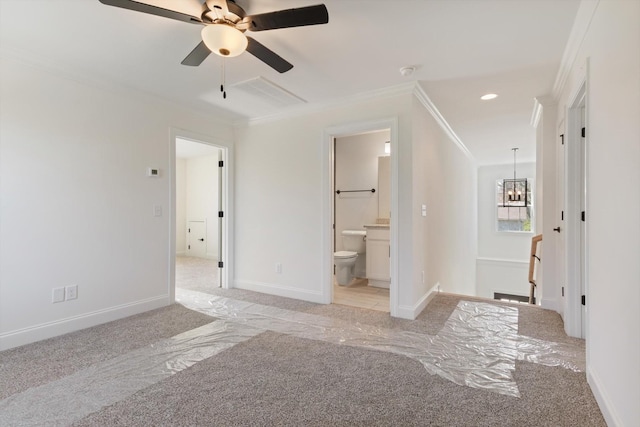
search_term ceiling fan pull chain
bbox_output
[220,58,227,99]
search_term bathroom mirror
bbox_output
[377,156,391,219]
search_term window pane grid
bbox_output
[496,180,533,232]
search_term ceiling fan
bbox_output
[98,0,329,73]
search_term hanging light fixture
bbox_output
[502,148,528,207]
[200,24,248,99]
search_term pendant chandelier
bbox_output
[502,148,528,207]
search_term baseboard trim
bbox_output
[588,367,622,427]
[396,283,439,320]
[476,257,529,266]
[0,295,169,351]
[540,297,559,312]
[234,280,325,304]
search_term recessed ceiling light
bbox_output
[481,93,498,100]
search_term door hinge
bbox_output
[581,127,586,138]
[218,211,224,218]
[219,160,224,167]
[581,295,586,305]
[188,245,191,250]
[218,261,224,268]
[188,228,191,233]
[581,211,585,222]
[561,286,564,297]
[560,134,565,145]
[561,210,564,221]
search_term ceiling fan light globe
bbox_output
[201,25,248,58]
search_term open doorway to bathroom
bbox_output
[332,130,391,312]
[172,137,226,297]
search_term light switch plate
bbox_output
[52,287,65,303]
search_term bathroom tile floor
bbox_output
[333,277,390,312]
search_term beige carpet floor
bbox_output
[0,257,604,426]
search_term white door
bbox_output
[187,220,207,258]
[579,106,587,336]
[564,83,586,338]
[217,151,224,287]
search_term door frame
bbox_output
[556,120,566,318]
[321,118,399,316]
[564,77,588,339]
[169,127,234,302]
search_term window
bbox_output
[494,292,531,304]
[496,179,533,232]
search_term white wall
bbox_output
[335,130,389,254]
[554,1,640,425]
[0,55,233,350]
[233,89,477,316]
[413,96,478,300]
[176,158,187,255]
[233,91,415,307]
[476,162,535,299]
[185,155,219,259]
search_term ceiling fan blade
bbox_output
[246,4,328,32]
[181,41,212,66]
[98,0,202,24]
[246,37,293,73]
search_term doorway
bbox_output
[333,130,391,312]
[322,118,399,316]
[169,129,232,302]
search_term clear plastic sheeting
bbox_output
[0,320,263,427]
[0,291,586,426]
[177,289,585,398]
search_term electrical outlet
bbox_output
[275,263,282,274]
[52,287,65,303]
[66,285,78,301]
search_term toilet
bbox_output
[334,229,366,286]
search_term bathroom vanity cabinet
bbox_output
[364,225,390,288]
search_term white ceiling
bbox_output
[0,0,581,165]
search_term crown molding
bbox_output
[530,95,557,127]
[531,98,543,128]
[552,0,600,100]
[412,83,476,164]
[233,82,416,128]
